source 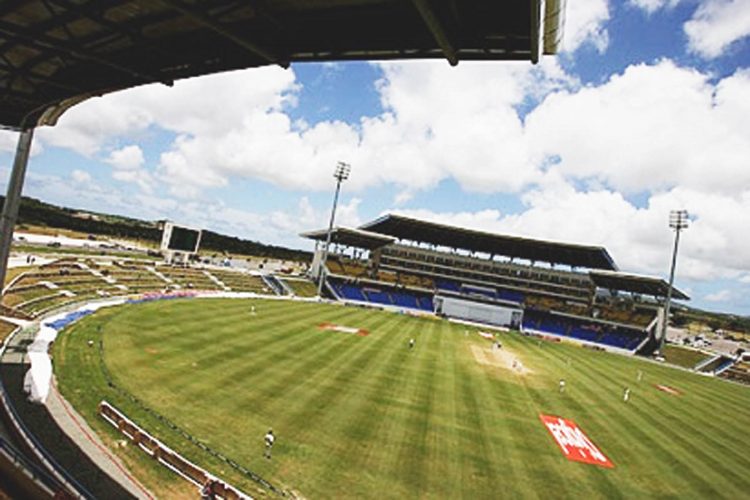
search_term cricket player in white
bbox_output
[264,429,275,459]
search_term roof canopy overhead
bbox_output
[0,0,564,130]
[301,226,396,250]
[589,270,690,301]
[359,214,618,271]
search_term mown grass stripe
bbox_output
[53,299,750,499]
[542,343,736,498]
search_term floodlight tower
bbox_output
[658,209,689,357]
[317,161,351,297]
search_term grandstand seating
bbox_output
[379,244,592,301]
[397,272,434,289]
[329,279,433,312]
[593,301,655,328]
[203,270,269,293]
[522,309,645,350]
[376,270,398,283]
[2,260,127,316]
[331,282,367,302]
[1,259,287,318]
[282,279,318,297]
[436,279,461,292]
[390,291,419,309]
[155,266,223,290]
[462,284,496,300]
[459,284,525,304]
[342,260,369,277]
[326,259,346,275]
[719,361,750,385]
[418,296,434,311]
[364,288,391,305]
[326,257,369,278]
[522,294,654,331]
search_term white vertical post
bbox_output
[316,162,351,297]
[658,210,688,356]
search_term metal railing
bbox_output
[0,325,94,499]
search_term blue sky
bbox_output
[1,0,750,315]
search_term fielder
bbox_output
[264,429,275,459]
[559,379,566,393]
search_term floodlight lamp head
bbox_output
[669,209,689,230]
[334,161,351,181]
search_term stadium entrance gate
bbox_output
[435,295,523,329]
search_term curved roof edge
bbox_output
[589,270,690,301]
[300,226,396,250]
[359,213,618,271]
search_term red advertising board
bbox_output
[539,414,614,468]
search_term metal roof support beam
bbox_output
[0,128,33,293]
[47,0,181,62]
[0,59,82,94]
[0,20,173,86]
[530,0,544,64]
[0,0,121,70]
[410,0,458,66]
[159,0,289,69]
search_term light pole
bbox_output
[658,209,688,357]
[317,161,351,297]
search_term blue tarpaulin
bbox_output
[44,310,94,331]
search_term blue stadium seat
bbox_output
[437,279,461,292]
[523,309,644,350]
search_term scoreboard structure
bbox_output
[160,222,202,264]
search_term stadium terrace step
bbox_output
[695,354,723,372]
[261,274,286,295]
[281,278,318,297]
[203,269,230,291]
[146,266,173,284]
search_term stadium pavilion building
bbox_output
[303,214,690,356]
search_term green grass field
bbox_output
[54,298,750,499]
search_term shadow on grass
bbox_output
[0,362,134,499]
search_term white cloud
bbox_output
[35,66,298,157]
[35,60,574,197]
[705,289,732,302]
[36,58,750,205]
[70,169,92,184]
[526,61,750,196]
[0,130,19,154]
[0,129,44,157]
[105,145,144,171]
[563,0,611,53]
[390,179,750,284]
[684,0,750,58]
[629,0,681,14]
[2,165,361,251]
[105,145,154,192]
[629,0,750,58]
